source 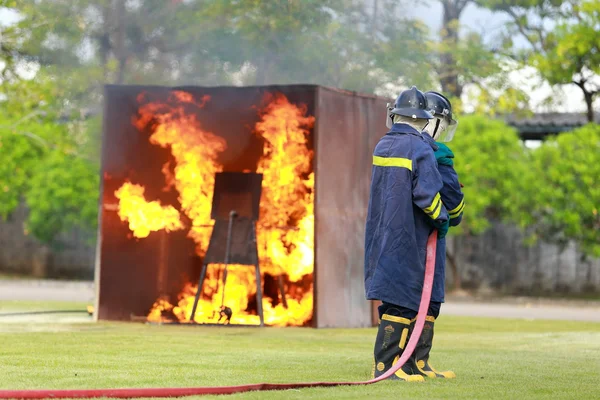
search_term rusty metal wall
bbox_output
[98,85,198,320]
[98,83,389,326]
[97,84,318,321]
[314,87,389,328]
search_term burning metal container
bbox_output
[95,84,388,328]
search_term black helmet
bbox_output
[424,91,454,123]
[424,91,458,142]
[390,86,433,120]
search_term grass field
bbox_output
[0,301,599,399]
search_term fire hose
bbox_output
[0,231,437,399]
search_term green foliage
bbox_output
[449,115,528,235]
[468,82,532,117]
[0,135,42,219]
[367,7,434,92]
[0,72,98,246]
[477,0,600,121]
[24,150,99,245]
[533,1,600,86]
[511,124,600,257]
[0,74,67,219]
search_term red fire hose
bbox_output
[0,232,437,399]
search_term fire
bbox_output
[134,91,226,255]
[114,182,183,238]
[255,93,315,282]
[113,91,314,326]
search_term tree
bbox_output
[25,150,99,245]
[12,0,195,88]
[0,71,99,246]
[511,124,600,257]
[446,114,529,288]
[438,0,471,97]
[193,0,435,94]
[0,74,67,219]
[478,0,600,122]
[413,1,531,116]
[370,3,434,93]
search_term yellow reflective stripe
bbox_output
[426,316,436,322]
[430,200,442,220]
[450,202,465,218]
[424,193,441,215]
[382,314,411,324]
[449,199,464,215]
[450,208,464,219]
[373,156,412,171]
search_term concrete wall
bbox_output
[0,203,95,280]
[446,223,600,295]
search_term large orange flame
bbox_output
[134,91,226,255]
[255,93,315,282]
[115,91,314,326]
[114,182,183,238]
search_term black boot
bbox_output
[372,310,424,382]
[410,316,456,379]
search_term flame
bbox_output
[113,91,315,326]
[255,93,315,283]
[133,91,226,255]
[114,182,183,238]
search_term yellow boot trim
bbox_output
[416,360,437,378]
[411,316,436,323]
[371,358,376,379]
[439,370,456,379]
[394,369,426,382]
[382,314,411,324]
[417,360,456,379]
[399,328,409,349]
[392,355,425,382]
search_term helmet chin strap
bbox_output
[433,119,441,140]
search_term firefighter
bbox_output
[399,91,464,379]
[366,86,449,382]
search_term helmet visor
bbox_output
[385,102,393,129]
[437,119,457,142]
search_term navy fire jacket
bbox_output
[364,123,449,311]
[431,141,465,303]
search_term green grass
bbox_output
[0,302,599,399]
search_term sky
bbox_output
[0,3,592,113]
[406,1,590,113]
[0,7,18,26]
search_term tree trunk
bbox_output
[371,0,379,41]
[254,56,268,86]
[584,90,594,123]
[114,0,127,84]
[100,4,111,83]
[440,0,469,98]
[255,52,276,85]
[573,79,595,123]
[31,245,50,279]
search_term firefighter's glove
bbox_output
[434,142,454,167]
[435,218,450,239]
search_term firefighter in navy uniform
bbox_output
[399,91,464,380]
[365,86,450,382]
